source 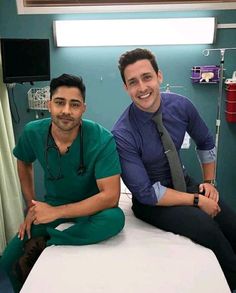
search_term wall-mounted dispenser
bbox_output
[191,65,221,83]
[27,86,50,119]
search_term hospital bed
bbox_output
[20,192,230,293]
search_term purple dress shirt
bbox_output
[112,92,215,206]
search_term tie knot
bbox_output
[152,112,162,126]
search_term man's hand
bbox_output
[18,209,35,240]
[198,194,221,218]
[199,183,219,202]
[31,200,59,225]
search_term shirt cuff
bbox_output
[152,182,167,202]
[196,147,216,163]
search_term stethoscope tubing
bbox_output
[45,122,85,180]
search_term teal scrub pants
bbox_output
[0,207,125,293]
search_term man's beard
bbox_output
[51,115,80,132]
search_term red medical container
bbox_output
[225,72,236,122]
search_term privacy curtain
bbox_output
[0,55,24,254]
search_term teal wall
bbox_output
[1,1,236,205]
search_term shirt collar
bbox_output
[131,97,163,124]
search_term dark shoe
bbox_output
[13,236,47,284]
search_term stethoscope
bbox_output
[45,123,86,181]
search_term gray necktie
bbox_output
[152,112,186,192]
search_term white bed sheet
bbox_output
[20,193,230,293]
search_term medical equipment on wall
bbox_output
[27,86,50,119]
[191,65,221,83]
[161,83,184,93]
[225,71,236,122]
[202,47,236,181]
[45,123,86,181]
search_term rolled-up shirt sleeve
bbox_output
[185,99,216,161]
[113,129,166,206]
[197,146,216,163]
[152,182,167,202]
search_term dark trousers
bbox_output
[132,181,236,291]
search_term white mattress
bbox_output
[20,193,230,293]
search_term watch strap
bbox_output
[204,179,216,186]
[193,193,199,207]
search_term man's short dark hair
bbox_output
[50,73,86,101]
[118,48,159,84]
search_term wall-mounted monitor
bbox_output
[0,38,50,84]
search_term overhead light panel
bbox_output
[54,17,216,47]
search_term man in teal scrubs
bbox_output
[0,73,125,292]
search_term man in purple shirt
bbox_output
[112,48,236,291]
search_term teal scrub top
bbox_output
[13,118,121,206]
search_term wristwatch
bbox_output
[193,193,199,207]
[204,179,216,187]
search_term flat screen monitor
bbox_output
[0,38,50,84]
